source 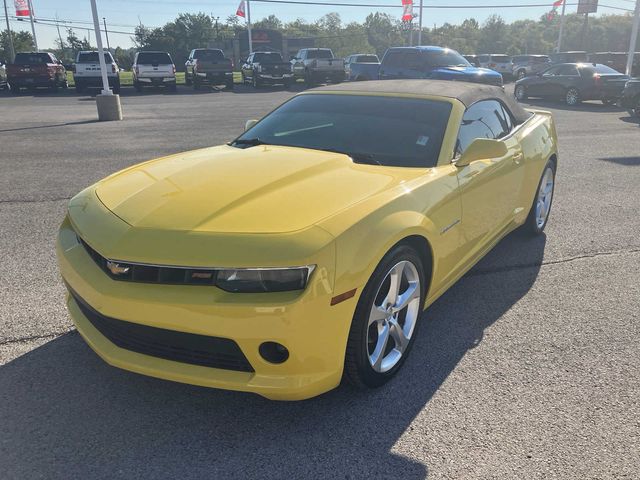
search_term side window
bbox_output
[456,101,512,156]
[383,51,404,67]
[403,51,421,69]
[558,65,579,76]
[543,65,562,76]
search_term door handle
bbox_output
[513,152,524,164]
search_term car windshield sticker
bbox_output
[416,135,430,146]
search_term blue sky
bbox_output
[6,0,637,49]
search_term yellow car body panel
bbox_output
[57,89,558,400]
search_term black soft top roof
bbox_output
[310,79,532,124]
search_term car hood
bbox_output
[95,145,422,234]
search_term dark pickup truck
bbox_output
[184,48,234,90]
[7,52,68,93]
[349,46,503,86]
[241,51,293,88]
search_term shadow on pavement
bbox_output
[600,156,640,166]
[520,98,623,113]
[0,232,546,479]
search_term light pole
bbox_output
[90,0,122,121]
[626,0,640,76]
[557,0,567,53]
[27,0,38,50]
[2,0,15,62]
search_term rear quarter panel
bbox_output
[514,110,559,218]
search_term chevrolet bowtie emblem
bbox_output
[106,261,130,276]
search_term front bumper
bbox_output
[57,215,354,401]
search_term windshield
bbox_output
[491,55,510,62]
[77,52,113,64]
[254,52,283,63]
[14,53,51,64]
[356,55,379,63]
[137,52,172,64]
[424,49,470,67]
[233,94,452,168]
[194,49,224,60]
[307,50,333,59]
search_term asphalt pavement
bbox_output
[1,84,639,479]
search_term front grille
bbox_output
[78,236,218,286]
[70,289,254,372]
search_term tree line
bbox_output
[2,10,639,69]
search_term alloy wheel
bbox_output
[515,85,526,101]
[535,166,554,229]
[367,260,421,373]
[566,88,579,106]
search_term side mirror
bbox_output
[245,119,258,131]
[455,138,508,167]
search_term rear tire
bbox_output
[112,80,121,94]
[185,72,192,86]
[602,98,615,106]
[226,80,234,90]
[523,158,556,235]
[75,82,85,94]
[252,74,260,88]
[565,87,580,106]
[344,244,426,389]
[134,81,142,93]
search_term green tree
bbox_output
[1,30,35,61]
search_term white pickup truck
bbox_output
[73,51,120,93]
[291,48,345,86]
[132,51,176,92]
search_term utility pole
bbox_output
[581,12,589,52]
[27,0,38,50]
[417,0,423,45]
[55,13,64,51]
[2,0,15,62]
[103,17,110,50]
[626,0,640,76]
[557,0,567,53]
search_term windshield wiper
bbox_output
[320,148,381,166]
[231,137,270,148]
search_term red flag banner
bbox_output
[402,0,413,22]
[553,0,564,7]
[236,0,246,18]
[14,0,30,17]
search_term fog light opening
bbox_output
[259,342,289,364]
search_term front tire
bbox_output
[517,69,527,80]
[514,84,528,101]
[565,87,580,106]
[344,244,426,389]
[523,159,556,235]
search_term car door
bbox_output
[527,65,562,97]
[554,64,581,96]
[455,100,525,254]
[379,50,404,79]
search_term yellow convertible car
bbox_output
[57,80,558,400]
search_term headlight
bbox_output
[216,266,315,293]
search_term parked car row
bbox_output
[463,51,640,80]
